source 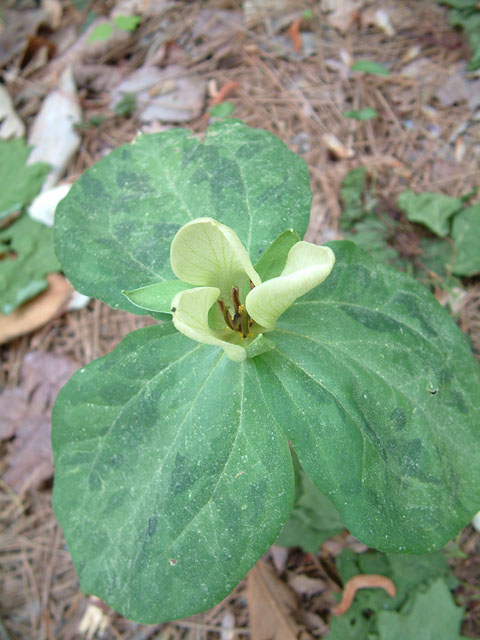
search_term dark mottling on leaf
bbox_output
[340,304,401,333]
[81,173,107,200]
[445,390,468,414]
[88,470,103,491]
[169,453,197,495]
[116,171,153,194]
[120,147,131,162]
[148,514,159,537]
[391,407,406,431]
[392,292,438,339]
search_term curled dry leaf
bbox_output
[0,272,72,345]
[334,574,397,615]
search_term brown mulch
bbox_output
[1,0,480,638]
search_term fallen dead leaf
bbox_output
[247,559,308,640]
[111,65,206,123]
[323,133,355,159]
[0,8,49,68]
[334,574,396,615]
[27,67,81,190]
[0,350,77,494]
[0,273,73,345]
[361,7,395,37]
[0,86,25,139]
[322,0,362,33]
[244,0,304,27]
[287,574,327,598]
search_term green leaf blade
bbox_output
[54,122,312,314]
[52,322,294,623]
[255,241,480,553]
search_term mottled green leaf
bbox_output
[0,214,60,314]
[352,60,390,75]
[397,190,462,237]
[52,322,294,623]
[343,108,379,120]
[54,121,312,315]
[254,241,480,553]
[451,203,480,276]
[377,579,464,640]
[0,138,49,220]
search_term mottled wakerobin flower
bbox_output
[125,218,335,362]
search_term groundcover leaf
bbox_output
[377,579,464,640]
[54,121,312,315]
[451,203,480,276]
[0,214,60,314]
[0,138,50,220]
[276,460,345,552]
[254,241,480,553]
[397,190,462,237]
[52,322,294,623]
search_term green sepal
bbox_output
[123,280,192,314]
[254,229,301,281]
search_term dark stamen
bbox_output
[218,299,236,331]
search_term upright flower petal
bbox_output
[171,286,246,362]
[170,218,261,302]
[246,241,335,330]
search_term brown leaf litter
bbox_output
[0,350,77,494]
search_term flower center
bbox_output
[217,281,256,339]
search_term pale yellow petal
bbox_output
[171,286,246,362]
[170,218,260,302]
[246,242,335,329]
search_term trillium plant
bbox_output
[53,121,480,624]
